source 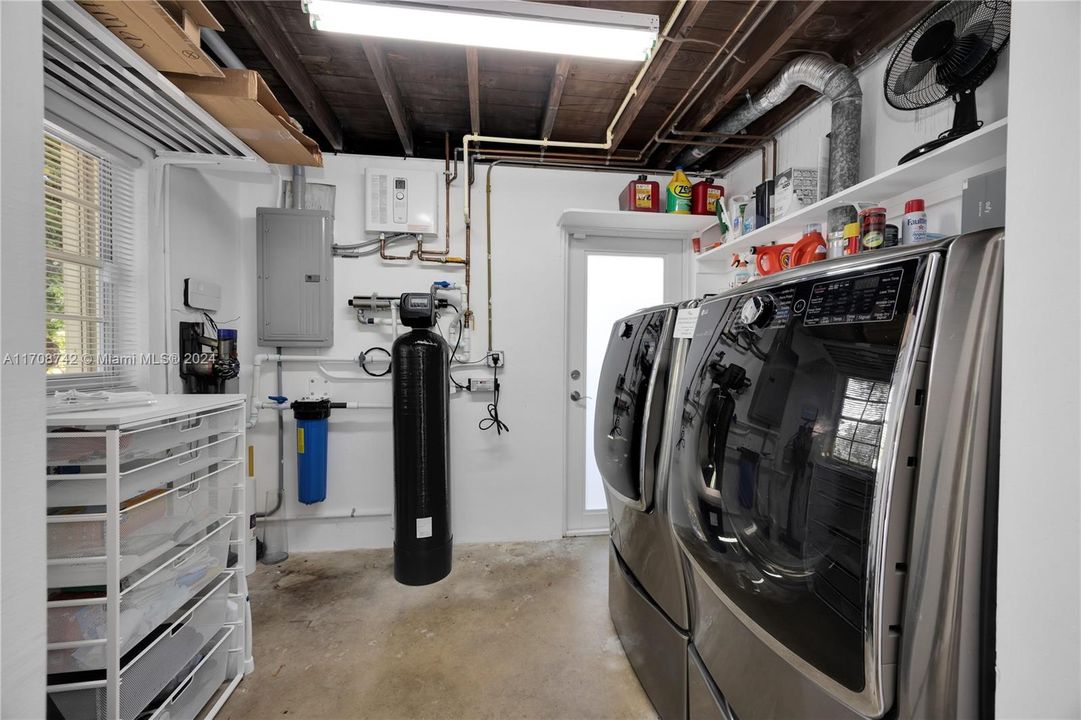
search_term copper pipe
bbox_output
[474,147,643,162]
[379,235,417,261]
[463,152,474,328]
[485,161,495,351]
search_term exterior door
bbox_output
[565,234,686,534]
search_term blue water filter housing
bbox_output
[291,398,331,504]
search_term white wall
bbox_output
[161,157,685,552]
[999,2,1081,718]
[1,1,47,716]
[721,45,1010,231]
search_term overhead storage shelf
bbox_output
[559,209,718,239]
[696,117,1008,267]
[43,0,257,160]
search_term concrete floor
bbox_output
[221,536,657,720]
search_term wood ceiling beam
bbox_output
[225,1,343,151]
[361,39,415,156]
[541,56,573,142]
[466,48,480,135]
[653,0,826,168]
[608,0,709,152]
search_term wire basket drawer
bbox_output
[47,462,238,565]
[48,626,233,720]
[147,627,233,720]
[47,520,234,673]
[48,407,243,467]
[48,432,242,511]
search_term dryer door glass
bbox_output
[669,259,922,693]
[594,308,670,505]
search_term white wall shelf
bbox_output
[696,117,1008,267]
[559,209,718,240]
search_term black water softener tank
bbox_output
[392,292,451,585]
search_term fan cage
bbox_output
[884,0,1011,111]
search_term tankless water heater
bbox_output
[365,168,440,236]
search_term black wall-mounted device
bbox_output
[399,292,437,329]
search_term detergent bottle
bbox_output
[666,168,692,214]
[791,224,826,266]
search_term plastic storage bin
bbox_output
[47,520,234,672]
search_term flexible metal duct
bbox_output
[676,55,863,195]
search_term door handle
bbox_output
[570,391,591,402]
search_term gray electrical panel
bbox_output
[257,207,334,347]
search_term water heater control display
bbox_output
[392,177,408,224]
[804,267,904,326]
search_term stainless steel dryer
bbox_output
[595,301,696,720]
[667,231,1003,720]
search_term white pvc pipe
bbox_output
[258,509,392,523]
[248,353,387,428]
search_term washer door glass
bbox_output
[594,309,669,505]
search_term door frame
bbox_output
[560,225,692,536]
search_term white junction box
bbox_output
[365,168,440,235]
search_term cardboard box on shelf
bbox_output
[169,69,324,167]
[774,167,820,219]
[76,0,224,78]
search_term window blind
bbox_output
[44,132,139,392]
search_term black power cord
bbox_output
[360,346,391,377]
[478,360,509,435]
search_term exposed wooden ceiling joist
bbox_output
[224,0,343,151]
[541,56,573,142]
[466,48,480,135]
[652,0,826,168]
[607,0,709,152]
[362,38,415,156]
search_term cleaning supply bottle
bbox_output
[691,178,724,215]
[716,195,733,243]
[666,168,692,214]
[752,244,793,276]
[902,199,928,244]
[791,224,826,266]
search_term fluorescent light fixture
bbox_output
[304,0,659,61]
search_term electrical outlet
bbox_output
[468,377,498,393]
[485,351,504,368]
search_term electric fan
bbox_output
[884,0,1011,164]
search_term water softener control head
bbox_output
[399,292,437,329]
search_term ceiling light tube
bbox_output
[303,0,659,61]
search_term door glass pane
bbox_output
[585,254,664,511]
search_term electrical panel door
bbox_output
[257,208,334,347]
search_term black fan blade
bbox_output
[938,23,994,85]
[894,58,937,95]
[949,1,985,36]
